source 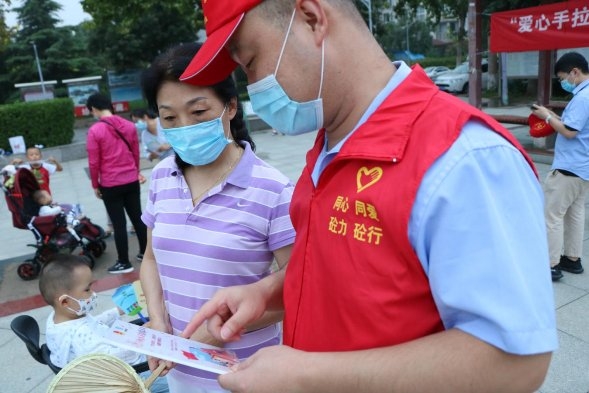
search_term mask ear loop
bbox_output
[275,9,297,76]
[58,294,81,316]
[219,105,234,143]
[317,39,325,100]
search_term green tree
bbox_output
[0,0,12,49]
[82,0,201,70]
[393,0,469,65]
[2,0,103,103]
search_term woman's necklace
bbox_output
[191,147,244,206]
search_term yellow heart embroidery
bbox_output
[357,167,383,193]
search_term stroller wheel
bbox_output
[17,260,41,281]
[87,241,105,258]
[80,250,95,269]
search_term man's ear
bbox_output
[298,0,328,45]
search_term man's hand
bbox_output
[181,283,269,342]
[189,321,224,347]
[138,173,147,184]
[531,104,554,122]
[94,188,102,199]
[219,345,305,393]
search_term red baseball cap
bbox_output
[528,113,555,138]
[180,0,263,85]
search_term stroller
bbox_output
[1,166,108,280]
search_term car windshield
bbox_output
[451,63,469,73]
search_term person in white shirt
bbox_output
[39,254,169,393]
[130,109,174,162]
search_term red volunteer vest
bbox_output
[284,66,535,352]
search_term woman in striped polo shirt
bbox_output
[139,42,295,393]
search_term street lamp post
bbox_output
[31,42,46,95]
[406,21,410,52]
[358,0,373,34]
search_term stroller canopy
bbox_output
[3,168,42,229]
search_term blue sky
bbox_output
[5,0,91,27]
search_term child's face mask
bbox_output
[60,292,98,316]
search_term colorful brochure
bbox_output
[100,320,239,374]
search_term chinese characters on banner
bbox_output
[490,0,589,52]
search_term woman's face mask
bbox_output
[246,8,325,135]
[60,292,98,316]
[161,107,231,166]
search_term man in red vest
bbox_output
[180,1,557,392]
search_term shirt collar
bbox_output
[323,61,413,155]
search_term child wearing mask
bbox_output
[39,254,169,393]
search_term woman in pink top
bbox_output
[86,93,147,274]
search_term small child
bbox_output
[39,254,169,393]
[12,146,63,193]
[32,189,63,216]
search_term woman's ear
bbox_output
[227,97,238,121]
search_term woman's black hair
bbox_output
[141,42,254,170]
[86,93,114,112]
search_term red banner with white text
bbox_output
[490,1,589,53]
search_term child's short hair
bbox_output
[26,146,41,155]
[38,254,92,306]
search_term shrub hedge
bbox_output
[0,98,74,152]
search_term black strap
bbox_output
[556,169,579,178]
[99,119,133,152]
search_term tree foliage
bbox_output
[0,0,12,49]
[81,0,201,70]
[2,0,102,103]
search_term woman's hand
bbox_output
[146,318,175,376]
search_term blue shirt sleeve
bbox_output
[409,121,558,355]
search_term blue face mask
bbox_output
[135,120,147,133]
[247,9,325,136]
[161,107,231,166]
[560,71,578,93]
[561,79,576,93]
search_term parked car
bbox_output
[435,61,489,94]
[424,66,450,82]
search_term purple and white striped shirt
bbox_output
[142,142,295,390]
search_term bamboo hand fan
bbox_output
[46,353,166,393]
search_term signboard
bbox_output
[506,47,589,78]
[63,76,102,118]
[107,70,143,103]
[67,83,99,107]
[491,1,589,53]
